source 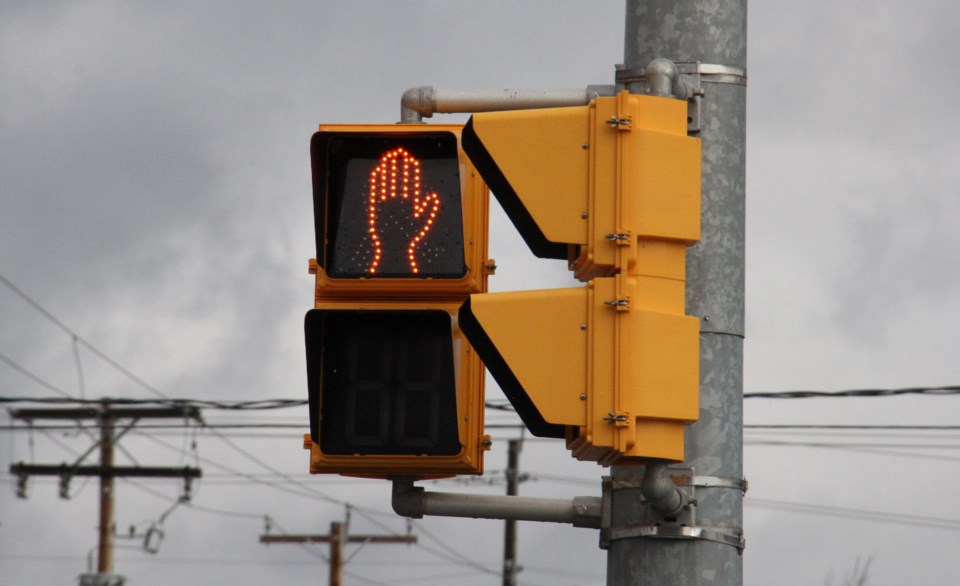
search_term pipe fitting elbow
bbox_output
[391,478,425,518]
[645,58,694,100]
[640,462,686,516]
[400,86,434,123]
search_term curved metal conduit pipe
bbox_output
[639,461,688,516]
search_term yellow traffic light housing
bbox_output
[304,124,491,478]
[309,126,489,297]
[460,93,700,464]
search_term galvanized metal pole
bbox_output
[607,1,747,584]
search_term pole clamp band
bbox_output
[677,474,749,494]
[616,62,747,86]
[600,470,747,554]
[606,524,746,553]
[610,474,747,494]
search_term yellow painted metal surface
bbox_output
[468,107,589,247]
[573,93,701,281]
[468,288,588,426]
[465,92,701,464]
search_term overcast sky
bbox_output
[2,1,959,585]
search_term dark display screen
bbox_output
[306,310,461,456]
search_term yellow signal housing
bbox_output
[309,124,491,298]
[305,124,492,479]
[304,299,489,478]
[460,92,700,463]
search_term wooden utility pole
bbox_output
[9,402,203,583]
[98,411,116,574]
[502,439,521,586]
[261,522,417,586]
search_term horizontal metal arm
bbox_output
[391,478,601,528]
[400,85,616,123]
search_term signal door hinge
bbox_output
[602,412,630,427]
[604,232,631,245]
[603,298,630,310]
[605,115,632,130]
[608,90,635,132]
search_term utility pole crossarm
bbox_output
[259,534,417,545]
[260,522,417,586]
[10,463,202,478]
[10,406,202,421]
[8,402,206,582]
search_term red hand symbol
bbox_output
[366,147,441,275]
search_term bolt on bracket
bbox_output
[602,412,630,426]
[604,232,631,243]
[603,297,632,313]
[605,115,632,129]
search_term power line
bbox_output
[747,497,960,531]
[745,385,960,399]
[746,424,960,431]
[5,384,959,413]
[131,423,408,533]
[521,565,606,581]
[0,272,171,400]
[9,420,960,438]
[411,519,501,577]
[133,430,342,506]
[0,553,322,567]
[388,570,518,585]
[200,424,344,507]
[0,396,305,410]
[0,273,78,340]
[744,439,960,464]
[0,353,75,397]
[745,426,960,443]
[121,475,266,522]
[342,569,392,586]
[0,395,524,415]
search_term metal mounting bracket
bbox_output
[615,61,746,134]
[599,469,747,554]
[607,524,745,552]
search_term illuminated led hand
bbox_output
[367,147,441,275]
